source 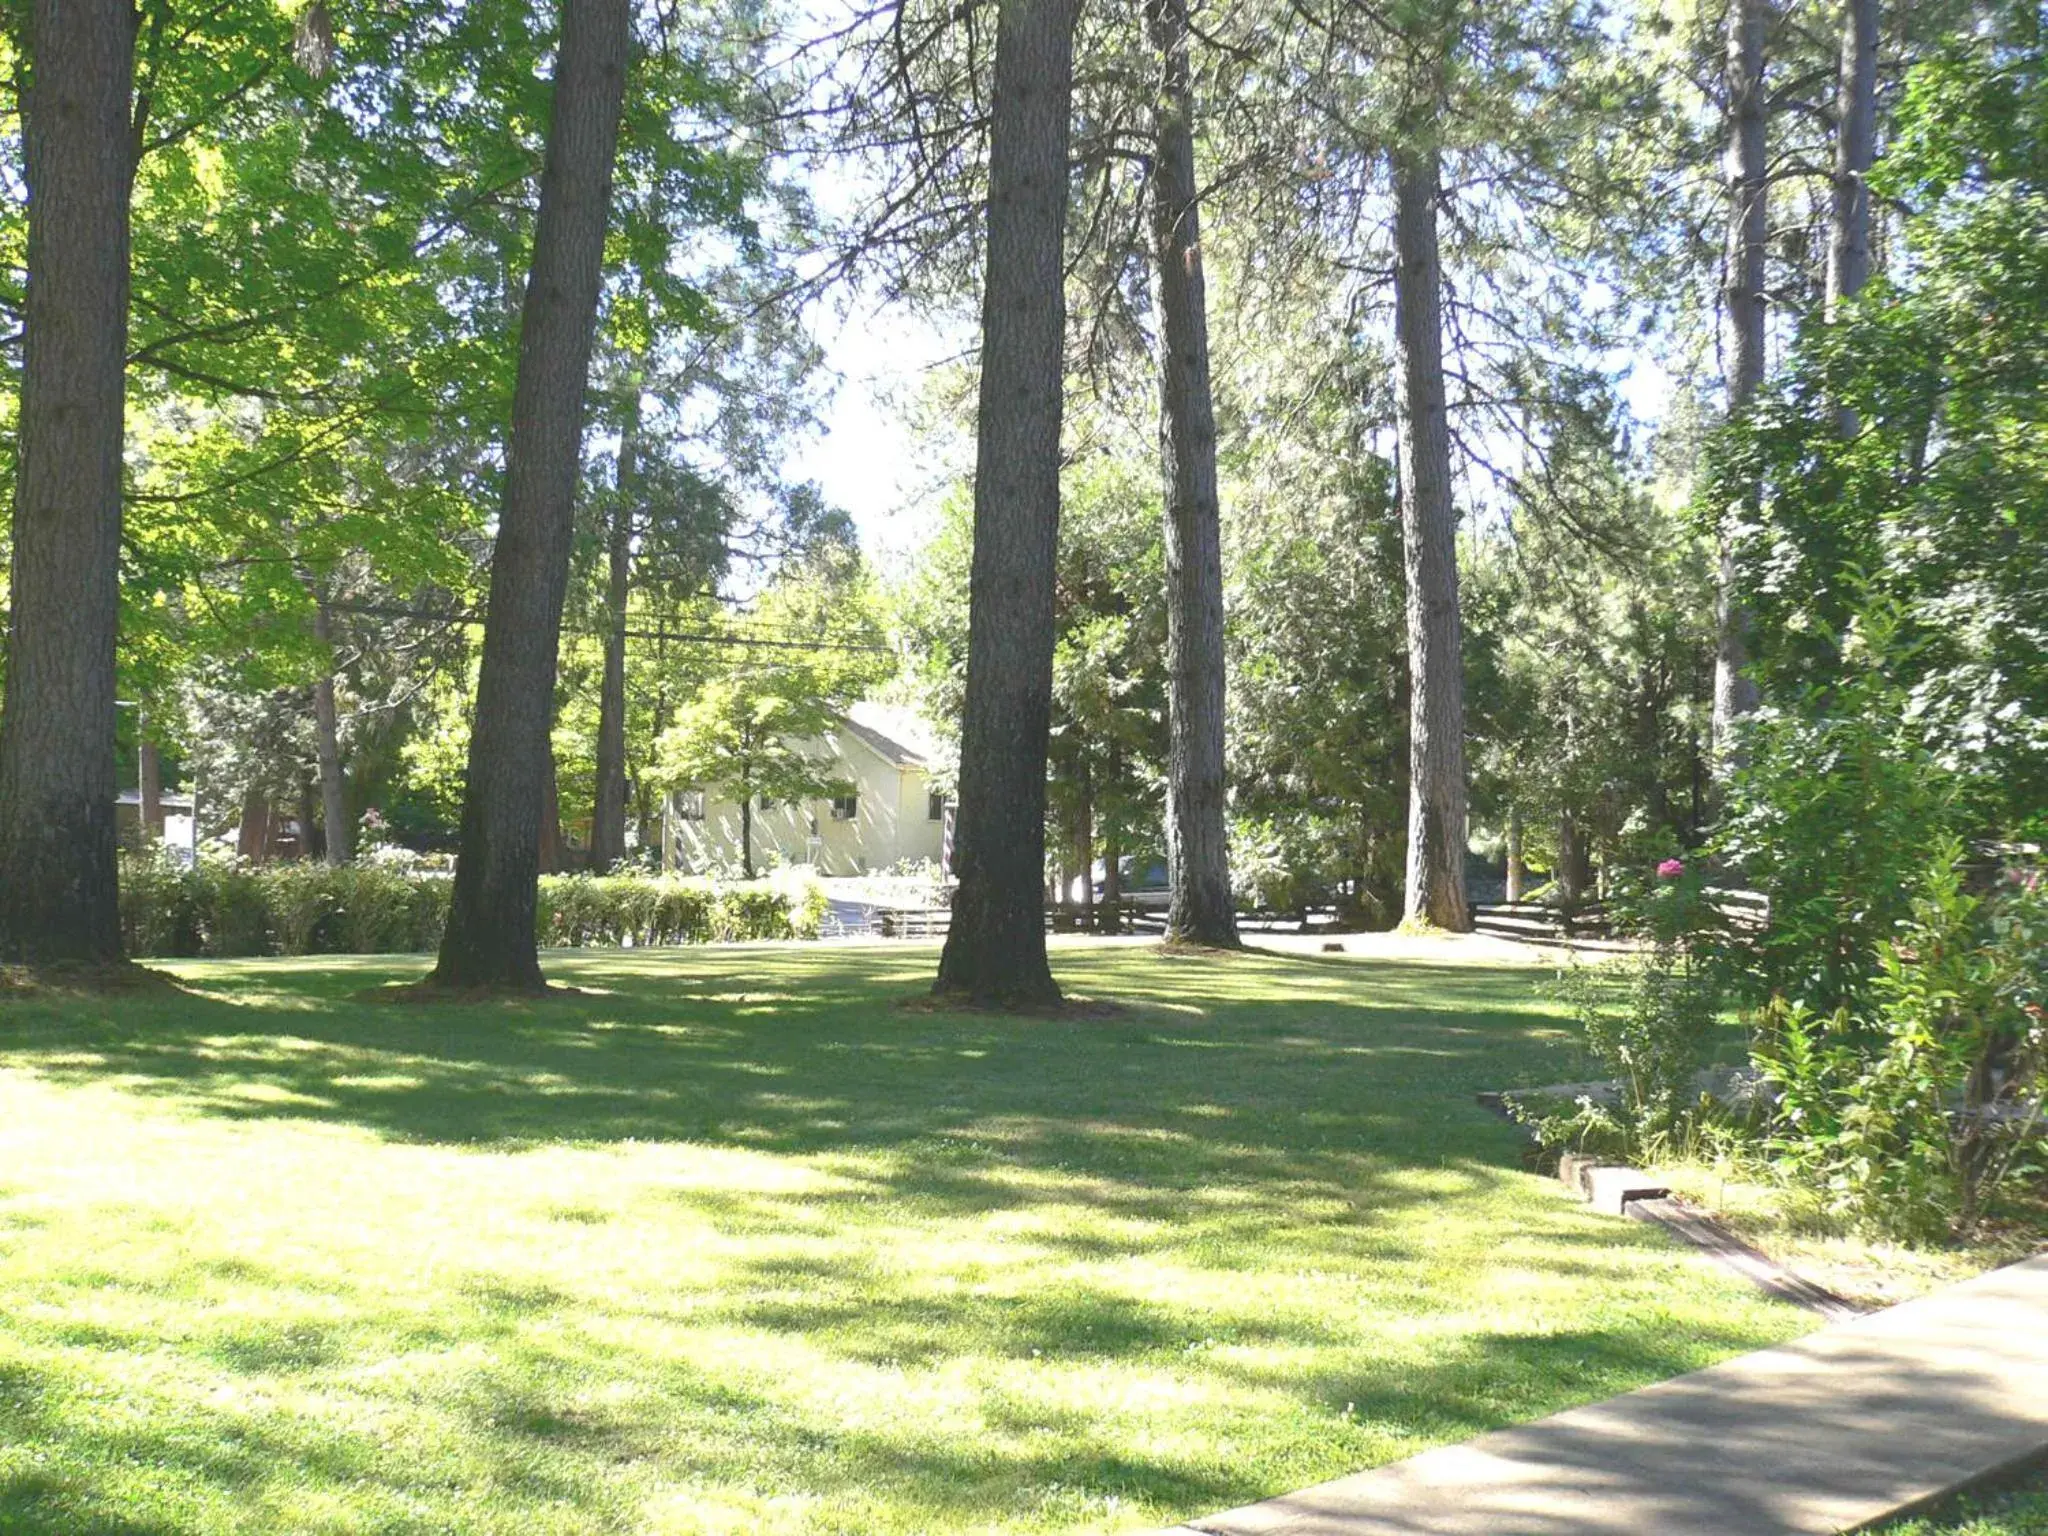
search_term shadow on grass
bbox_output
[0,944,1792,1534]
[0,946,1568,1157]
[0,945,1578,1287]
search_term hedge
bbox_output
[117,855,825,959]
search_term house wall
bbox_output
[666,724,947,876]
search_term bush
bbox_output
[1532,942,1728,1163]
[1754,843,2048,1241]
[1715,644,1965,1019]
[1519,857,1734,1163]
[118,852,204,956]
[119,856,819,958]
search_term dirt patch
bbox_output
[1153,938,1252,959]
[356,979,596,1005]
[0,960,185,997]
[898,990,1130,1021]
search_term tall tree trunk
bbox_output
[538,750,566,875]
[1100,828,1123,934]
[1825,0,1878,318]
[934,0,1079,1007]
[238,788,271,864]
[1148,0,1239,949]
[311,600,350,865]
[0,0,136,964]
[138,734,163,842]
[1074,751,1095,930]
[1713,0,1770,758]
[1557,809,1588,908]
[297,779,323,862]
[1505,807,1525,904]
[589,383,640,870]
[640,671,671,850]
[740,758,756,881]
[433,0,630,990]
[1391,145,1471,933]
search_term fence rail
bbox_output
[876,901,1169,939]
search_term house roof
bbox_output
[841,702,938,769]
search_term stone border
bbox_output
[1478,1088,1862,1320]
[1554,1150,1864,1320]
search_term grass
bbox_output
[0,938,1816,1534]
[1878,1462,2048,1535]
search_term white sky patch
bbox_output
[790,292,970,577]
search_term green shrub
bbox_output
[785,880,828,940]
[257,865,335,956]
[1520,858,1734,1163]
[325,866,446,954]
[119,857,816,958]
[195,863,271,956]
[1754,842,2048,1241]
[1715,641,1965,1019]
[1533,942,1728,1163]
[118,853,196,956]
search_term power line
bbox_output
[318,598,893,654]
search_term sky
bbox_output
[780,261,1685,589]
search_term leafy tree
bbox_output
[1467,488,1716,906]
[1718,4,2048,840]
[1225,439,1410,926]
[653,551,890,879]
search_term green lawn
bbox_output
[0,940,1813,1535]
[1880,1466,2048,1536]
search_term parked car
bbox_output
[1094,855,1170,910]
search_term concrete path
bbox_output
[1161,1255,2048,1536]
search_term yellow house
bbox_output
[663,702,950,877]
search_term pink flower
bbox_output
[1657,859,1686,880]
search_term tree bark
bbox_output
[138,735,163,841]
[433,0,630,990]
[0,0,136,964]
[1100,829,1122,934]
[933,0,1079,1007]
[1074,751,1095,930]
[589,382,640,870]
[1505,807,1524,904]
[311,600,350,865]
[1391,145,1471,933]
[237,788,267,864]
[297,779,323,862]
[1557,809,1589,908]
[1148,0,1239,949]
[538,750,566,875]
[1713,0,1770,758]
[1825,0,1878,318]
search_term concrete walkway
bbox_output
[1161,1255,2048,1536]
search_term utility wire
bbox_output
[318,597,894,654]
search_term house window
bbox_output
[676,790,705,821]
[830,793,858,822]
[927,791,946,821]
